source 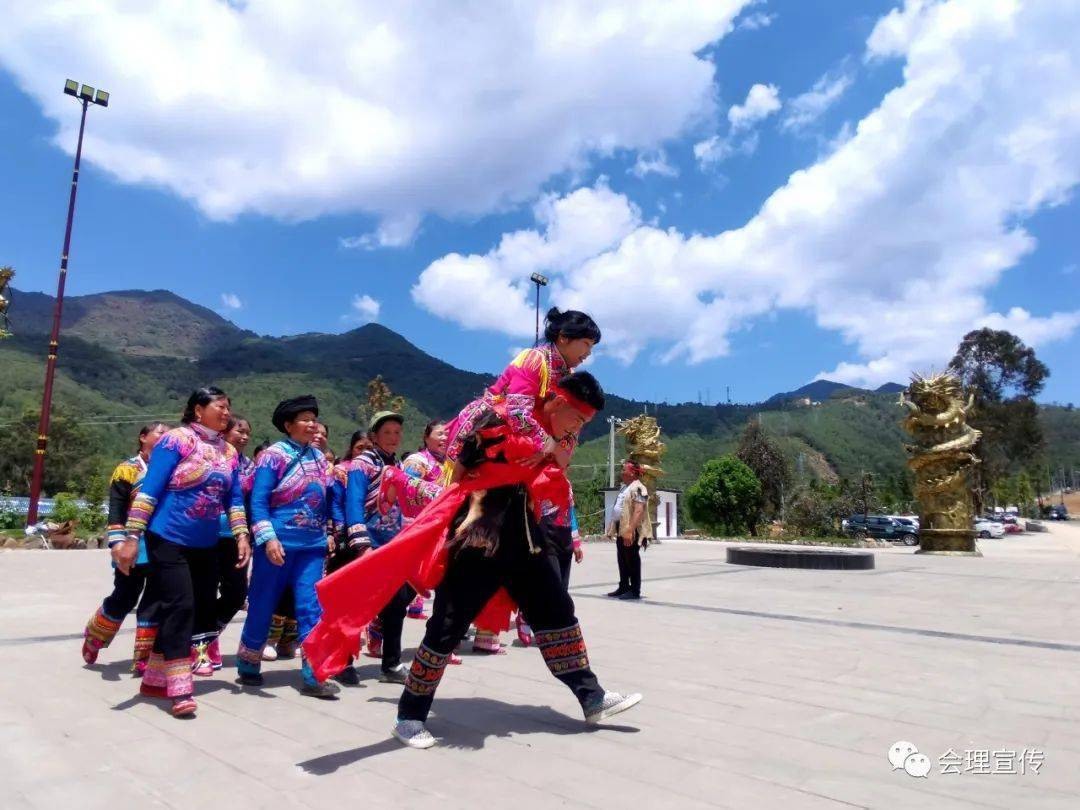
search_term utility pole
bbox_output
[607,415,619,488]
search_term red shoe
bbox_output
[171,697,197,717]
[133,659,148,677]
[140,682,168,699]
[207,638,223,670]
[365,637,383,659]
[449,653,463,665]
[81,636,102,665]
[516,617,534,648]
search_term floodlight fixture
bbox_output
[64,79,79,97]
[530,272,549,287]
[78,84,95,101]
[94,89,109,107]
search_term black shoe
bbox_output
[334,665,360,686]
[607,588,628,598]
[617,591,641,601]
[301,680,341,700]
[236,671,264,687]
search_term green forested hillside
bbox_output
[2,287,1076,502]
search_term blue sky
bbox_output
[1,1,1077,405]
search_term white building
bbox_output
[603,487,680,539]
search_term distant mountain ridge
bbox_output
[765,379,906,405]
[3,286,1075,492]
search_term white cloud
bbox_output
[781,68,853,132]
[629,150,679,179]
[344,294,381,325]
[0,1,750,234]
[694,82,780,166]
[339,213,421,251]
[737,12,776,31]
[415,0,1080,387]
[727,83,781,130]
[220,292,242,310]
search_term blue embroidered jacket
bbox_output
[249,439,331,550]
[127,423,247,549]
[344,446,403,548]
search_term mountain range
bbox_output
[2,286,1076,496]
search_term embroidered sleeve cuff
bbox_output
[107,525,126,544]
[347,524,372,546]
[228,506,248,540]
[252,520,277,546]
[124,493,157,534]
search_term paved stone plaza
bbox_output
[4,524,1080,809]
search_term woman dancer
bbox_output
[236,395,338,698]
[401,421,449,621]
[201,415,255,674]
[82,422,168,673]
[114,388,250,717]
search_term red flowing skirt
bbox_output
[303,457,568,682]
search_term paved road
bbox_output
[3,524,1080,809]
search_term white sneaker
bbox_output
[585,691,643,725]
[393,719,436,749]
[261,645,278,662]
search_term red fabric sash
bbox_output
[303,448,569,682]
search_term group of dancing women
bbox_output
[80,308,641,748]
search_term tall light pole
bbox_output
[26,79,109,526]
[530,272,548,345]
[607,415,619,488]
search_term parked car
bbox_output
[1003,522,1023,535]
[974,518,1005,539]
[1048,505,1069,521]
[845,514,919,546]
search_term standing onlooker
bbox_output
[115,387,250,717]
[606,462,651,600]
[345,410,412,683]
[82,422,168,673]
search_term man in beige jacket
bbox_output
[606,462,651,600]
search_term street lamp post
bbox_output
[530,272,548,345]
[26,80,109,526]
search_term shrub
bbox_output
[686,455,762,536]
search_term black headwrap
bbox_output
[272,394,319,433]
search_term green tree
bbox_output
[736,419,790,522]
[0,408,104,497]
[356,375,406,428]
[948,328,1049,496]
[686,455,762,536]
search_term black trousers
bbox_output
[215,535,248,630]
[398,486,604,722]
[145,532,219,661]
[615,522,642,595]
[102,563,157,624]
[379,583,417,671]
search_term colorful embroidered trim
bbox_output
[143,652,167,688]
[164,656,193,698]
[536,623,590,676]
[237,641,263,666]
[404,644,450,697]
[125,492,157,533]
[251,519,276,546]
[85,606,123,647]
[228,505,248,540]
[133,625,157,664]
